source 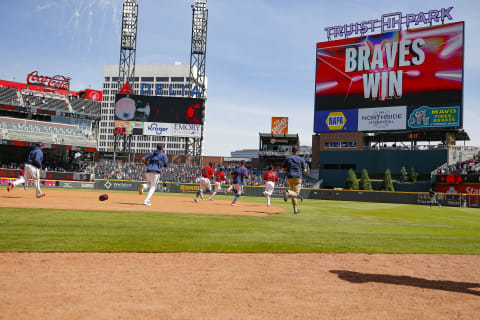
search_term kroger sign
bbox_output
[143,122,203,137]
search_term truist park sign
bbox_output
[26,71,71,91]
[324,7,454,40]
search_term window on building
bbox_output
[141,77,154,82]
[156,77,169,82]
[324,141,357,148]
[171,77,184,82]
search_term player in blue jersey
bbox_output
[7,142,46,198]
[138,144,168,206]
[282,146,307,214]
[228,160,249,206]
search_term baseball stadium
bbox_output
[0,1,479,319]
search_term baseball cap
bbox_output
[240,160,246,164]
[36,142,45,147]
[292,146,298,152]
[156,144,164,150]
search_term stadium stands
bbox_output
[94,161,319,187]
[0,116,96,148]
[0,87,19,104]
[70,98,101,115]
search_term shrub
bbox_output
[380,168,395,191]
[359,168,372,190]
[344,168,359,190]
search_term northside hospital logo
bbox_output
[325,112,346,130]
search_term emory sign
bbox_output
[26,71,71,91]
[324,7,454,39]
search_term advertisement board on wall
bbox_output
[172,123,202,138]
[143,122,173,136]
[314,21,464,133]
[142,122,203,138]
[314,109,358,132]
[407,106,460,129]
[358,106,406,131]
[271,117,288,134]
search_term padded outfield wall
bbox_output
[318,148,447,187]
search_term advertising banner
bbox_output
[314,109,358,133]
[143,122,173,136]
[271,117,288,134]
[115,94,204,124]
[114,120,130,134]
[407,106,460,129]
[172,123,202,138]
[86,89,103,101]
[358,106,406,131]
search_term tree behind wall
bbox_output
[380,168,395,191]
[410,167,418,182]
[344,168,359,190]
[400,166,408,182]
[359,168,372,190]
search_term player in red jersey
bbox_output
[194,162,214,203]
[263,166,279,206]
[209,167,226,200]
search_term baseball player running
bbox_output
[209,167,226,200]
[263,166,279,206]
[7,142,46,198]
[228,160,249,206]
[282,146,307,214]
[138,144,168,206]
[194,162,214,203]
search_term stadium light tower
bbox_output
[114,0,138,160]
[118,0,138,89]
[186,0,208,166]
[189,0,208,98]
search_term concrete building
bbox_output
[98,63,207,155]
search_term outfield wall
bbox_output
[1,177,474,207]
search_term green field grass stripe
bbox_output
[0,198,479,253]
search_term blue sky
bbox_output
[1,0,479,156]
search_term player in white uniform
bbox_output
[7,142,46,198]
[209,167,226,200]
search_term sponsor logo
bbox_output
[324,7,454,39]
[63,182,73,188]
[26,71,71,90]
[326,112,346,130]
[104,181,112,189]
[358,106,406,131]
[408,106,460,128]
[180,184,199,192]
[271,117,288,134]
[146,123,170,136]
[173,123,202,137]
[81,183,94,189]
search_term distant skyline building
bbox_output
[98,63,207,155]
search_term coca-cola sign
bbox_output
[26,71,71,90]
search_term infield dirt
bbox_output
[1,189,479,319]
[0,188,284,216]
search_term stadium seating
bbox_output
[94,161,320,187]
[0,87,19,104]
[0,116,96,148]
[70,99,101,115]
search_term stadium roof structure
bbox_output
[365,129,470,144]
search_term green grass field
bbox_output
[1,193,479,254]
